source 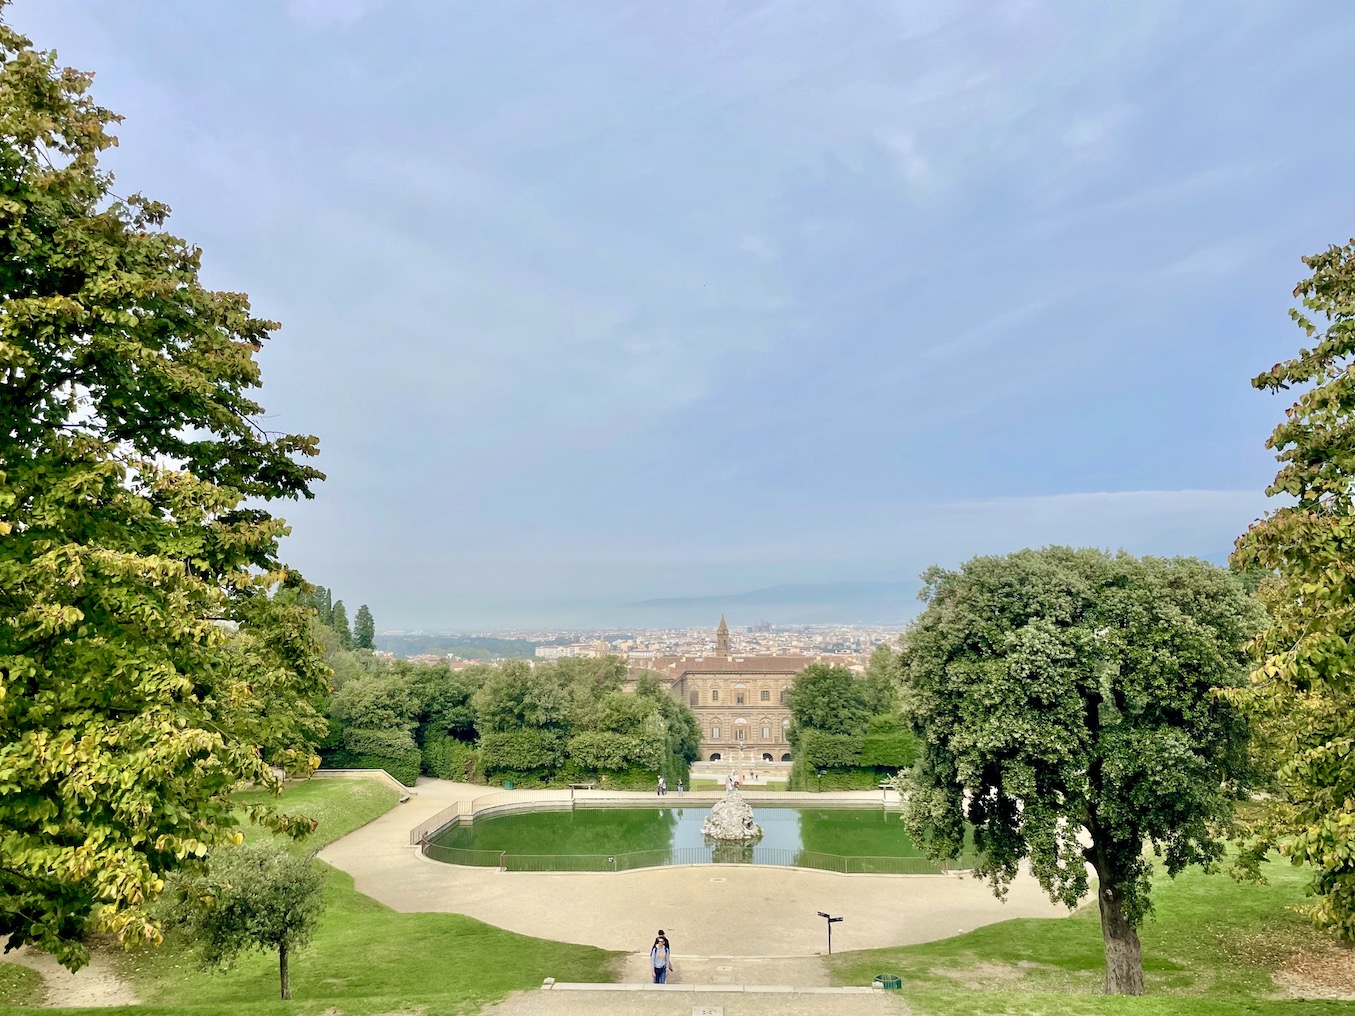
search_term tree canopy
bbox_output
[353,604,375,650]
[1229,239,1355,941]
[165,843,326,1001]
[901,548,1262,995]
[0,17,325,968]
[787,663,870,738]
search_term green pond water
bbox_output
[431,804,929,867]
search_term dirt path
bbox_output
[5,946,139,1008]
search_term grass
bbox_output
[0,778,620,1016]
[0,965,42,1008]
[231,776,401,849]
[827,855,1355,1015]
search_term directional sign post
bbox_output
[817,911,844,955]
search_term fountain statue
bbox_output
[701,789,763,842]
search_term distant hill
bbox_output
[617,581,922,626]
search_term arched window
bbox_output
[710,752,722,762]
[762,753,773,762]
[780,752,792,762]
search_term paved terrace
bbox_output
[318,777,1073,957]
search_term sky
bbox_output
[15,1,1355,630]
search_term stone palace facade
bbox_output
[639,618,856,767]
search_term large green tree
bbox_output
[901,549,1261,995]
[0,15,325,968]
[330,600,352,650]
[787,663,869,740]
[353,604,375,650]
[1229,239,1355,941]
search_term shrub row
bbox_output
[320,748,422,787]
[421,736,481,782]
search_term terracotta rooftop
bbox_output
[645,654,841,676]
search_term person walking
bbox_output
[657,775,666,796]
[677,779,684,796]
[650,931,673,984]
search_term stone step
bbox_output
[545,980,879,994]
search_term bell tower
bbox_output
[715,615,731,656]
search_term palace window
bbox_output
[690,691,698,706]
[735,692,745,705]
[780,688,789,703]
[736,729,746,741]
[762,725,771,740]
[760,689,770,702]
[711,689,719,703]
[712,726,721,741]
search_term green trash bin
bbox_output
[503,780,515,790]
[874,974,902,990]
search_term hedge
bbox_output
[480,730,564,773]
[567,731,663,771]
[344,727,416,755]
[798,730,862,769]
[789,761,884,791]
[321,747,422,787]
[421,736,481,782]
[860,730,918,768]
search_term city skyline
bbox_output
[15,2,1355,628]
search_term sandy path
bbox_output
[320,778,1075,957]
[5,945,139,1008]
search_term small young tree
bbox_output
[168,844,326,1000]
[901,548,1262,995]
[353,604,376,650]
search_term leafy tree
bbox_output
[901,549,1262,995]
[787,664,870,741]
[330,600,352,650]
[862,644,901,714]
[0,17,324,969]
[353,604,375,650]
[1229,239,1355,941]
[329,672,418,735]
[166,843,325,1000]
[472,660,570,732]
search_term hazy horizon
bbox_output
[16,1,1355,628]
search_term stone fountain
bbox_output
[700,789,763,842]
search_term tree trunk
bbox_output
[1097,884,1144,995]
[279,941,290,1000]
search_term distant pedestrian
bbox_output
[650,931,673,984]
[657,775,666,796]
[677,780,684,796]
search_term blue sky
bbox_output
[16,1,1355,629]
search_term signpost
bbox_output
[816,911,844,954]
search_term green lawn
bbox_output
[231,776,401,849]
[0,778,620,1016]
[827,855,1355,1014]
[0,964,42,1008]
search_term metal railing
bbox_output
[425,840,980,875]
[410,788,979,874]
